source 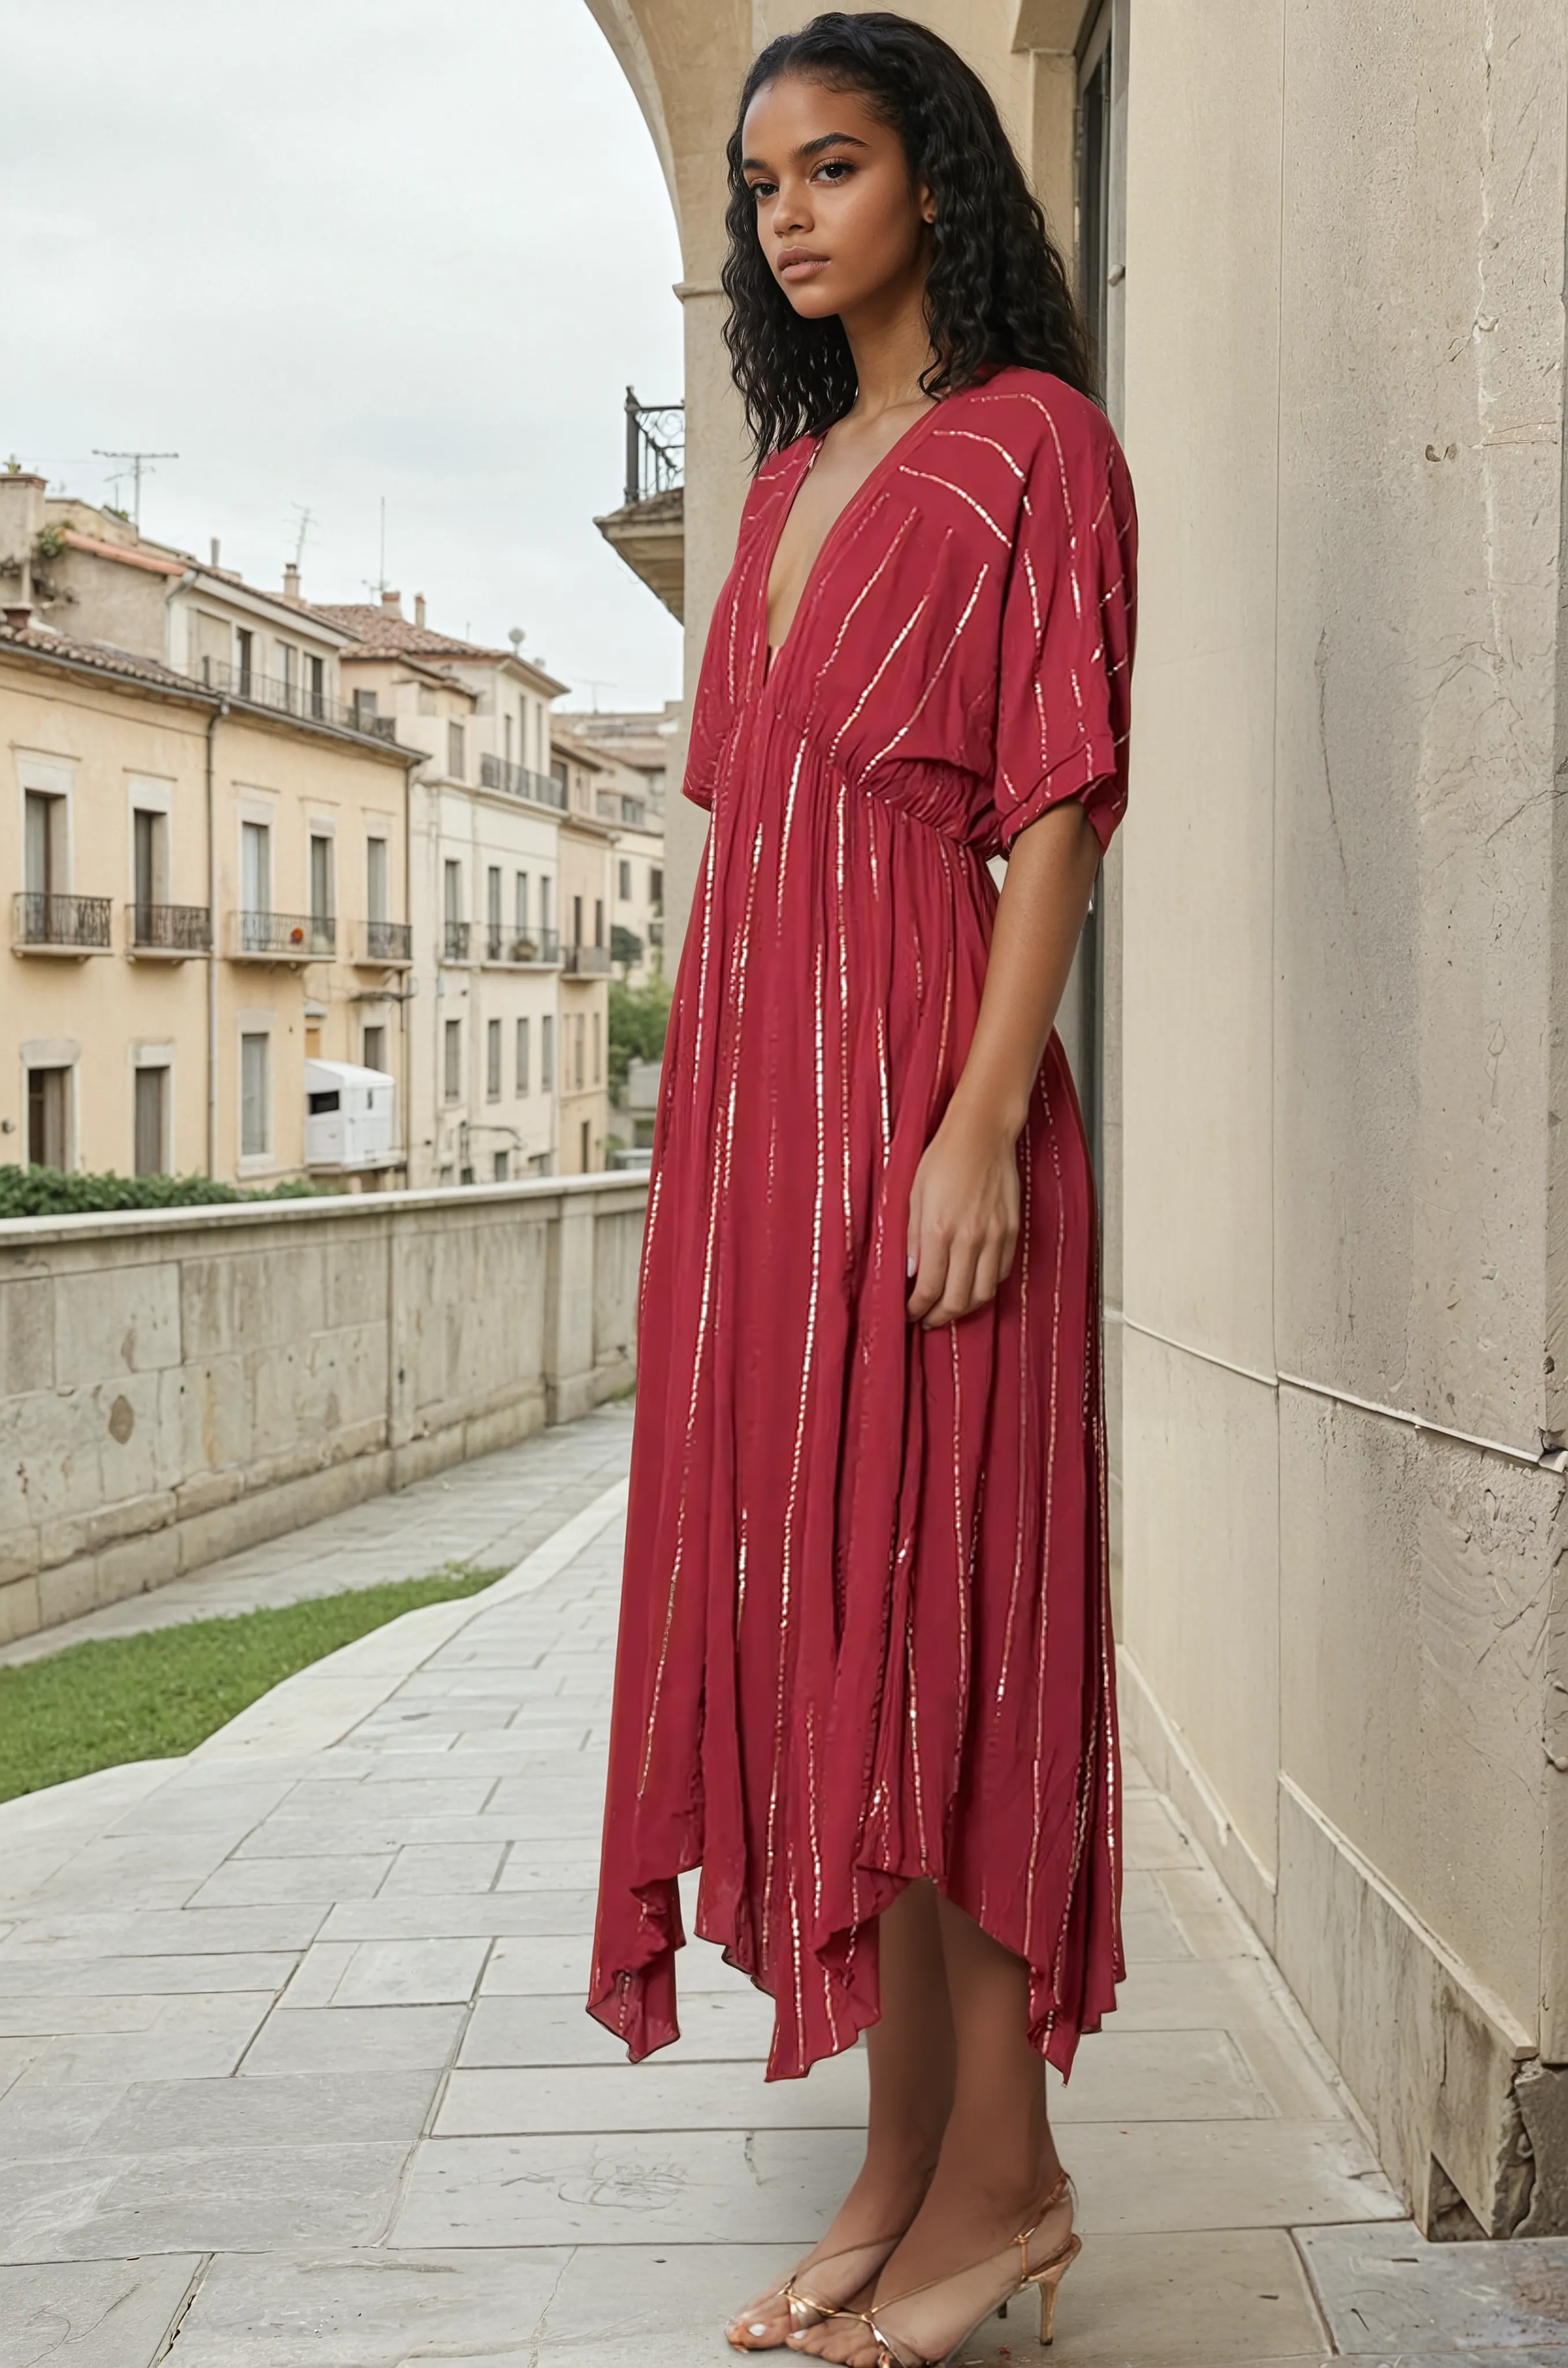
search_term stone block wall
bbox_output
[0,1174,647,1644]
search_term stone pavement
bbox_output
[1,1409,1565,2366]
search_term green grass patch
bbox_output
[0,1563,505,1804]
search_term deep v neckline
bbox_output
[759,398,947,680]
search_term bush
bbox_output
[0,1166,321,1220]
[607,973,672,1105]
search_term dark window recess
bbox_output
[307,1090,341,1115]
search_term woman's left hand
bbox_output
[905,1102,1021,1328]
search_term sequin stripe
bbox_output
[897,464,1014,551]
[804,1709,844,2048]
[836,775,852,1247]
[928,424,1028,482]
[865,813,893,1158]
[635,814,762,1796]
[996,1120,1034,1703]
[1022,1071,1067,1937]
[715,817,769,1643]
[826,593,933,769]
[775,732,810,934]
[947,1318,969,1731]
[861,565,989,775]
[816,509,921,679]
[761,933,828,1966]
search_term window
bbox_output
[443,859,466,961]
[487,865,502,959]
[27,1065,68,1170]
[241,820,272,951]
[134,1065,168,1178]
[24,789,63,897]
[541,1014,555,1089]
[366,837,388,925]
[353,686,379,728]
[309,833,335,952]
[236,626,254,697]
[447,721,466,779]
[580,1117,591,1170]
[308,653,325,719]
[443,1018,462,1102]
[592,1010,601,1085]
[650,865,663,908]
[240,1032,270,1156]
[132,807,166,930]
[362,1022,386,1072]
[574,1012,585,1089]
[486,1018,502,1100]
[492,1149,510,1182]
[514,872,529,939]
[572,893,583,949]
[594,897,605,948]
[277,643,296,700]
[618,859,631,900]
[539,875,552,931]
[515,1016,529,1094]
[503,713,514,764]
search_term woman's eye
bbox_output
[748,180,777,201]
[815,158,852,182]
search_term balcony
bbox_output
[484,924,561,967]
[127,901,213,959]
[443,920,472,964]
[561,942,611,976]
[13,891,113,955]
[479,753,568,811]
[193,658,398,743]
[593,387,685,622]
[355,919,413,967]
[229,911,336,961]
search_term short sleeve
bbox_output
[991,406,1137,859]
[679,595,732,813]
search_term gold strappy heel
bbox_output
[726,2233,903,2351]
[861,2170,1080,2366]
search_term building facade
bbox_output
[317,597,570,1186]
[551,730,616,1171]
[0,477,417,1186]
[585,0,1568,2238]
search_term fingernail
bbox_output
[906,1252,916,1276]
[750,2328,769,2339]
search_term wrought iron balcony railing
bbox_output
[624,387,685,504]
[193,658,397,741]
[443,920,472,963]
[231,910,336,959]
[561,941,612,976]
[359,919,413,964]
[484,924,561,965]
[13,891,113,951]
[128,901,213,954]
[479,752,567,810]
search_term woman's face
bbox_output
[740,75,934,323]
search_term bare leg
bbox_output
[728,1881,955,2349]
[789,1899,1068,2365]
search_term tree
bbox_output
[607,974,672,1105]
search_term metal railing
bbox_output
[562,942,612,976]
[194,658,397,741]
[13,891,113,950]
[479,752,567,810]
[232,910,335,958]
[360,919,413,963]
[624,387,685,504]
[128,901,212,953]
[484,924,561,965]
[443,920,472,963]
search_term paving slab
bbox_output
[0,2256,202,2368]
[237,2003,467,2076]
[0,2141,411,2259]
[1296,2220,1568,2352]
[165,2246,573,2367]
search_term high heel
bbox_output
[862,2170,1079,2367]
[726,2234,903,2351]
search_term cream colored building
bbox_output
[550,731,615,1171]
[586,0,1568,2238]
[556,718,667,987]
[0,477,416,1185]
[318,596,569,1186]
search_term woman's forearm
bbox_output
[946,800,1103,1140]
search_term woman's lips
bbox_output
[779,252,829,282]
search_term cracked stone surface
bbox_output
[0,1403,1421,2362]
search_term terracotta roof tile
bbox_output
[0,622,206,693]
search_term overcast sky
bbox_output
[1,0,685,712]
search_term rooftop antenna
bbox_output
[574,676,617,712]
[92,448,178,534]
[290,504,315,568]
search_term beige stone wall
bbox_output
[585,0,1568,2235]
[0,1173,647,1645]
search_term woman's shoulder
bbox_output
[948,365,1123,480]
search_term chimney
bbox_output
[283,561,301,604]
[414,593,426,629]
[0,470,47,606]
[381,587,402,616]
[3,605,33,632]
[210,536,221,568]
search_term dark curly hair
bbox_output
[721,11,1098,462]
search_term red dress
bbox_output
[588,365,1138,2081]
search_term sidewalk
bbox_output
[1,1410,1563,2366]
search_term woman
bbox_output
[588,14,1137,2364]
